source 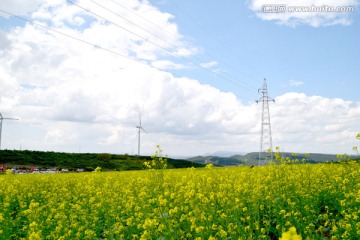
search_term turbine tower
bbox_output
[0,113,19,150]
[136,111,147,155]
[256,79,275,165]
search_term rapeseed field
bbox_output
[0,161,359,239]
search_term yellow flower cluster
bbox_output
[0,161,359,239]
[280,227,302,240]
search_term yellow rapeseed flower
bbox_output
[28,232,42,240]
[280,227,302,240]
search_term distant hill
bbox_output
[187,152,343,166]
[187,155,245,166]
[0,149,204,171]
[1,150,353,171]
[202,151,247,158]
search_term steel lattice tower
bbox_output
[256,79,275,165]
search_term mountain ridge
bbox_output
[186,152,345,166]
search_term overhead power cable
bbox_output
[0,7,256,101]
[108,0,177,41]
[89,0,179,51]
[108,0,259,92]
[167,0,260,90]
[0,9,164,71]
[107,0,259,93]
[66,0,257,93]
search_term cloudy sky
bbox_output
[0,0,359,157]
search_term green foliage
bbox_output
[144,145,167,170]
[97,153,111,162]
[336,133,360,162]
[190,152,340,167]
[205,163,214,169]
[85,166,94,172]
[353,133,360,157]
[0,149,204,172]
[187,155,244,166]
[273,147,303,165]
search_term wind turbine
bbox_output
[136,110,147,155]
[0,113,19,150]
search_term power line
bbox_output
[0,8,251,100]
[166,0,260,89]
[109,0,259,89]
[0,7,257,101]
[89,0,178,50]
[108,0,178,41]
[0,9,152,68]
[66,0,257,93]
[66,0,206,67]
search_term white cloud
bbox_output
[288,79,304,87]
[200,61,218,69]
[0,0,359,157]
[0,30,11,49]
[151,60,186,70]
[271,93,360,153]
[0,65,20,110]
[249,0,359,27]
[0,0,45,18]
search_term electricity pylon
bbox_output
[256,79,275,165]
[0,113,19,150]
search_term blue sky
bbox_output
[0,0,359,156]
[150,0,360,102]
